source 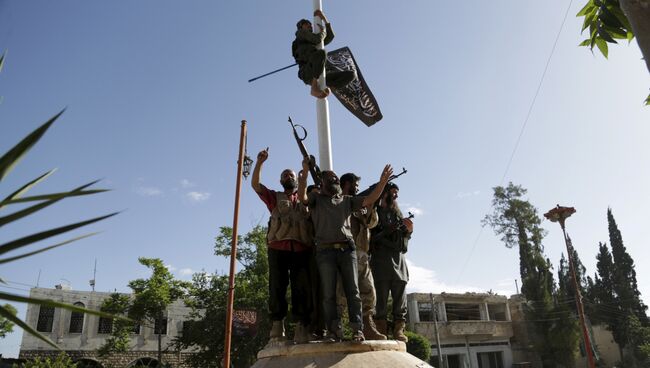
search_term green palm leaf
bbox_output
[0,52,5,74]
[0,179,100,228]
[0,292,127,320]
[0,211,118,256]
[0,109,64,182]
[0,169,56,209]
[0,232,98,264]
[0,304,59,350]
[1,189,107,207]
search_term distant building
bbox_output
[407,292,622,368]
[19,287,193,368]
[407,292,519,368]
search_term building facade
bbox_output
[407,292,520,368]
[19,287,194,367]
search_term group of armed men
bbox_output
[252,149,413,343]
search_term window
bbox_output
[445,303,481,321]
[69,302,85,333]
[154,318,167,335]
[477,351,504,368]
[36,306,55,332]
[487,304,508,321]
[418,302,434,321]
[445,354,465,368]
[182,321,194,336]
[131,323,141,335]
[98,317,113,334]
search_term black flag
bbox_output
[327,47,383,127]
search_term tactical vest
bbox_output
[267,192,313,246]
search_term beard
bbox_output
[326,182,342,196]
[281,178,297,191]
[385,193,398,209]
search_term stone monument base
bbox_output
[252,340,432,368]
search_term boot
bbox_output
[293,323,311,344]
[363,315,387,340]
[375,319,388,336]
[269,320,285,340]
[393,320,408,342]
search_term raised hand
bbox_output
[380,164,393,184]
[257,148,269,163]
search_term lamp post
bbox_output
[544,205,595,368]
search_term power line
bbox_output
[454,0,575,284]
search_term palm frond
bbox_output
[0,211,118,255]
[0,110,64,182]
[0,233,98,264]
[0,169,56,209]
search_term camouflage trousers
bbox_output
[337,250,376,317]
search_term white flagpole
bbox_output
[313,0,333,171]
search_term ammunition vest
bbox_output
[267,192,313,246]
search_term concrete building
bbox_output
[19,287,194,367]
[407,292,520,368]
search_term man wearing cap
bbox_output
[292,10,355,99]
[251,148,313,344]
[370,182,413,342]
[335,173,386,340]
[297,159,392,341]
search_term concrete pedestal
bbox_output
[252,340,432,368]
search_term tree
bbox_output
[97,293,133,358]
[591,243,618,327]
[577,0,650,104]
[0,303,17,338]
[484,183,580,367]
[175,226,270,368]
[128,258,189,365]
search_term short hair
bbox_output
[385,182,399,191]
[307,184,319,193]
[340,173,360,187]
[296,19,311,30]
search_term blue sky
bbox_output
[1,0,649,357]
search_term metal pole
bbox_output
[223,120,247,368]
[430,293,444,368]
[560,221,595,368]
[313,0,333,170]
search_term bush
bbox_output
[13,353,77,368]
[405,330,431,362]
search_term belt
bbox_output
[319,242,350,250]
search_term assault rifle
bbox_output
[357,167,407,197]
[288,116,322,187]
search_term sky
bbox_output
[1,0,649,358]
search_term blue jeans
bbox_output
[316,247,363,332]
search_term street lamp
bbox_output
[544,205,595,368]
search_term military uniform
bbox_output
[292,23,355,89]
[370,205,410,339]
[257,185,313,339]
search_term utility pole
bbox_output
[544,205,596,368]
[312,0,333,170]
[430,293,444,368]
[223,120,247,368]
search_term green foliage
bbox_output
[0,303,17,338]
[0,53,118,349]
[127,258,189,362]
[176,225,270,368]
[128,258,189,324]
[484,183,580,367]
[626,314,650,366]
[404,331,431,362]
[97,293,133,358]
[13,353,77,368]
[577,0,634,58]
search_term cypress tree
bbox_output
[607,208,648,325]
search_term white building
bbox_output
[19,287,193,367]
[407,292,518,368]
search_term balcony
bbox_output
[412,321,513,340]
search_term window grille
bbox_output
[36,306,55,332]
[97,317,113,334]
[69,302,85,333]
[154,317,167,335]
